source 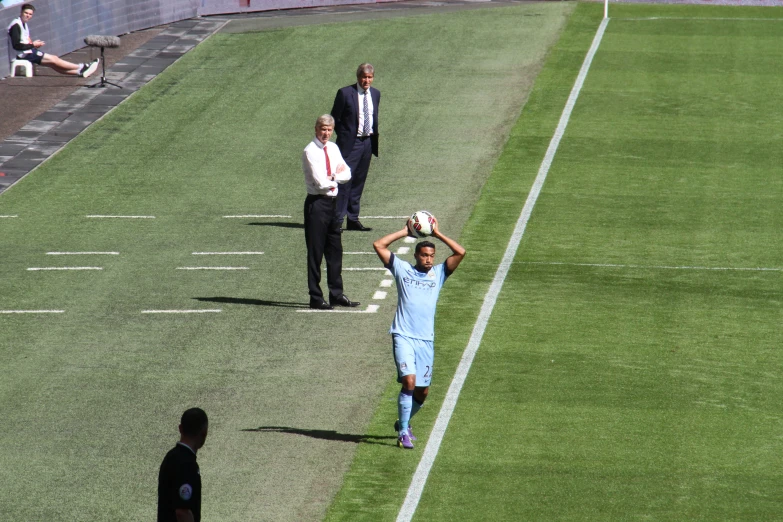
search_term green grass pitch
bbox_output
[2,1,783,520]
[328,2,783,521]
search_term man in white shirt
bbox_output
[7,4,99,77]
[302,114,361,310]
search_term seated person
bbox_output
[8,3,99,77]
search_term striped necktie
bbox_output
[363,91,371,136]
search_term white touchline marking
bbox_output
[176,267,249,270]
[617,16,783,21]
[223,214,291,218]
[344,251,376,255]
[359,215,409,219]
[86,215,155,219]
[0,215,19,218]
[191,252,264,255]
[403,237,416,244]
[27,267,103,271]
[396,17,610,522]
[396,247,410,255]
[521,261,783,272]
[47,252,119,255]
[335,267,389,271]
[0,310,64,314]
[142,309,222,314]
[373,291,387,300]
[296,304,379,313]
[380,279,393,287]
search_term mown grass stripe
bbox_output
[397,16,610,522]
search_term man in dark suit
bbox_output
[330,63,380,232]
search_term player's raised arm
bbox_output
[431,218,466,273]
[373,225,409,266]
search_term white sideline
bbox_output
[142,309,222,314]
[396,18,610,522]
[176,267,248,270]
[86,215,155,219]
[0,310,64,314]
[27,267,103,271]
[521,261,783,272]
[47,252,119,255]
[191,252,264,255]
[223,214,291,218]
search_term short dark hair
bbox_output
[180,408,208,436]
[415,241,436,254]
[21,4,35,13]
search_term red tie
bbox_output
[324,145,332,176]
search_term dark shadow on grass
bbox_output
[243,426,397,446]
[248,221,304,229]
[193,297,308,308]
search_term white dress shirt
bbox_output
[357,85,374,137]
[302,138,351,197]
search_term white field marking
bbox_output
[335,267,389,272]
[359,215,409,219]
[396,247,410,255]
[404,236,416,244]
[86,215,155,219]
[191,252,264,255]
[344,251,375,255]
[616,16,783,22]
[27,267,103,271]
[0,310,64,314]
[396,17,610,522]
[0,215,18,218]
[176,267,248,270]
[296,304,379,313]
[47,252,119,255]
[373,291,387,300]
[141,309,222,314]
[223,214,291,218]
[380,279,393,287]
[522,261,783,272]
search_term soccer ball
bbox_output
[409,210,435,237]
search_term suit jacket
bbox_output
[330,84,380,158]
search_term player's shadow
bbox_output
[243,426,397,446]
[193,297,308,308]
[248,222,304,229]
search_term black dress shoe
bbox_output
[309,299,333,310]
[330,295,360,307]
[345,220,372,232]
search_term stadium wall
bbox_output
[1,0,198,78]
[1,0,403,78]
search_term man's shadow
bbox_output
[243,426,397,446]
[248,222,304,229]
[193,297,308,308]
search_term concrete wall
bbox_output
[1,0,402,78]
[197,0,401,16]
[2,0,198,78]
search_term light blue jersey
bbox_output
[387,253,450,341]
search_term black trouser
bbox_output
[304,194,343,301]
[337,136,373,223]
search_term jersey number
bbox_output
[424,365,432,379]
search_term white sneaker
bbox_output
[81,59,99,78]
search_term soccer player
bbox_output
[373,218,466,449]
[158,408,208,522]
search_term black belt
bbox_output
[306,194,336,201]
[357,135,372,141]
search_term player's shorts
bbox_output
[392,334,434,388]
[17,49,44,65]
